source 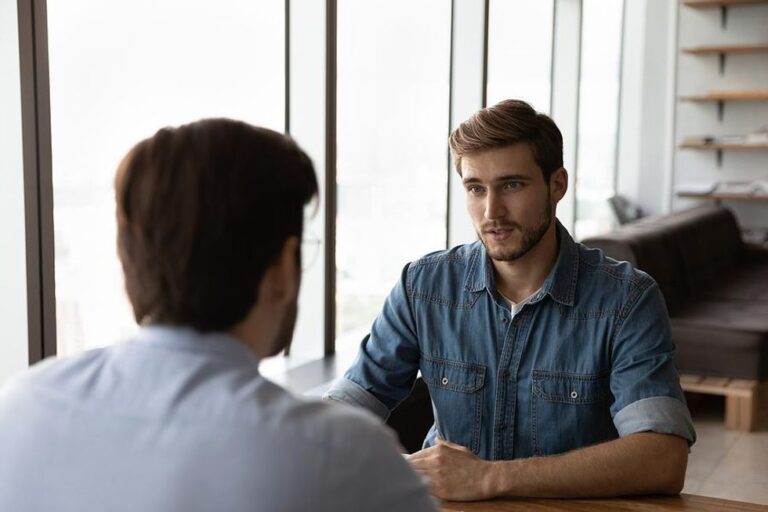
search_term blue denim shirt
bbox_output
[325,222,696,461]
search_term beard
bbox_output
[478,199,553,262]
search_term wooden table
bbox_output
[440,494,768,511]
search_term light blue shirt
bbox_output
[0,326,436,512]
[326,222,696,460]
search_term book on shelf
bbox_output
[676,181,768,197]
[676,181,717,195]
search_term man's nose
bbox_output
[484,191,506,219]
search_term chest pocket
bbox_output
[421,356,485,454]
[531,370,617,456]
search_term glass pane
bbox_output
[48,0,285,356]
[336,0,450,350]
[0,0,29,383]
[574,0,624,240]
[487,0,554,113]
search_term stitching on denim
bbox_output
[556,305,620,320]
[472,388,483,454]
[531,369,610,380]
[409,252,465,268]
[464,246,480,291]
[532,379,539,456]
[408,291,478,309]
[421,355,486,393]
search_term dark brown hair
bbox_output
[448,99,563,182]
[115,118,318,331]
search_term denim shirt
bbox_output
[325,222,696,461]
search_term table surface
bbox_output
[440,494,768,511]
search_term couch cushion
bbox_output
[671,300,768,380]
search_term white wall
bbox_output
[0,0,29,385]
[619,0,768,230]
[672,1,768,230]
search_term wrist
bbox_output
[481,460,504,499]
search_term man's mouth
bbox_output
[483,226,515,241]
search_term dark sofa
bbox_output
[582,205,768,381]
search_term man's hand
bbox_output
[406,438,496,501]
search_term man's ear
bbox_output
[261,236,301,304]
[549,167,568,204]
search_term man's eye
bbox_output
[503,182,522,190]
[467,186,484,195]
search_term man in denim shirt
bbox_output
[325,100,696,501]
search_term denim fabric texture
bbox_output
[325,221,696,461]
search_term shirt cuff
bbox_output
[323,377,390,420]
[613,396,697,446]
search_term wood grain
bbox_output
[440,494,768,511]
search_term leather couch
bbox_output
[582,205,768,380]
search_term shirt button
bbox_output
[501,317,508,323]
[501,370,510,380]
[441,377,449,386]
[570,390,579,399]
[497,424,506,432]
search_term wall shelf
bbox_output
[683,0,768,28]
[681,45,768,73]
[683,0,768,7]
[680,90,768,101]
[679,142,768,149]
[681,44,768,54]
[679,141,768,166]
[677,192,768,202]
[679,90,768,121]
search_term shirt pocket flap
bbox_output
[532,371,609,404]
[422,357,485,393]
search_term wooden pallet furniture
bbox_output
[680,374,766,431]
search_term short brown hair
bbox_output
[448,99,563,182]
[115,119,318,331]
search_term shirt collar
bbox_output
[134,324,261,367]
[464,220,578,307]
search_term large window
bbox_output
[0,0,29,384]
[574,0,624,240]
[486,0,554,112]
[47,0,285,356]
[336,0,451,350]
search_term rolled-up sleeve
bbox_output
[323,264,421,417]
[609,278,696,446]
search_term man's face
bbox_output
[461,143,557,262]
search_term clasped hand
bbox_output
[406,437,496,501]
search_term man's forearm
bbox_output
[486,432,688,498]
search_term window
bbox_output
[574,0,624,240]
[336,0,451,350]
[47,0,285,355]
[0,0,29,383]
[486,0,554,113]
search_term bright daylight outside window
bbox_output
[47,0,284,356]
[574,0,624,240]
[486,0,554,114]
[336,0,450,351]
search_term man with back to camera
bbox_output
[0,119,436,512]
[325,99,696,501]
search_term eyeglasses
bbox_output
[301,231,321,272]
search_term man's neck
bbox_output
[492,221,559,304]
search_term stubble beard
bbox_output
[479,200,553,262]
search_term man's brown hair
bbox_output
[115,118,318,332]
[448,99,563,182]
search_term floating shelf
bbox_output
[680,90,768,101]
[677,192,768,202]
[683,0,768,7]
[680,142,768,149]
[681,44,768,55]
